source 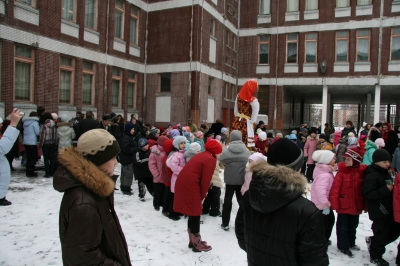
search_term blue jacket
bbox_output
[23,117,40,145]
[0,126,20,198]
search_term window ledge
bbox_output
[84,27,99,35]
[284,64,299,73]
[14,1,38,14]
[210,35,217,41]
[0,1,4,15]
[61,19,79,38]
[354,61,371,72]
[285,11,300,22]
[156,93,172,97]
[14,1,39,25]
[335,7,351,17]
[356,5,373,16]
[392,1,400,13]
[13,103,37,109]
[114,38,126,45]
[130,43,140,49]
[334,62,349,72]
[208,95,215,100]
[256,64,270,74]
[303,63,318,73]
[61,19,79,28]
[304,9,319,20]
[257,14,271,24]
[388,61,400,71]
[58,105,77,111]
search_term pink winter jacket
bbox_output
[310,163,335,210]
[167,150,186,193]
[149,145,166,184]
[304,137,317,165]
[241,166,253,195]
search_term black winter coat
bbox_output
[76,117,100,139]
[109,122,123,140]
[341,126,357,138]
[363,164,393,220]
[235,162,329,266]
[53,147,131,266]
[133,148,152,179]
[118,134,138,165]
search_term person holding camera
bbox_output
[0,108,22,206]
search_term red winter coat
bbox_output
[173,151,216,216]
[393,172,400,223]
[329,162,367,215]
[255,139,268,155]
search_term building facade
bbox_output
[0,0,399,130]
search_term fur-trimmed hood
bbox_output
[248,161,307,214]
[57,122,73,127]
[53,147,115,197]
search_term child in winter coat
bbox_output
[193,131,205,152]
[161,139,174,218]
[317,134,334,151]
[363,138,384,165]
[329,147,367,258]
[347,135,358,149]
[336,137,348,163]
[149,136,168,211]
[304,129,318,182]
[240,152,267,195]
[202,158,223,217]
[184,143,201,162]
[23,112,40,177]
[166,136,187,220]
[391,142,400,171]
[38,112,57,177]
[255,132,268,155]
[311,150,336,245]
[57,115,76,151]
[118,123,138,195]
[133,138,154,201]
[363,149,397,266]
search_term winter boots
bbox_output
[189,232,212,252]
[0,197,12,206]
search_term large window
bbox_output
[59,56,74,104]
[259,35,269,64]
[17,0,36,7]
[159,73,171,92]
[85,0,97,30]
[114,0,124,39]
[336,31,349,62]
[14,45,34,101]
[305,33,317,63]
[112,68,122,107]
[62,0,76,22]
[210,19,215,37]
[287,0,299,12]
[130,5,139,45]
[306,0,318,10]
[336,0,350,7]
[260,0,270,14]
[391,27,400,61]
[127,71,136,109]
[357,30,370,61]
[357,0,371,5]
[286,33,298,63]
[82,61,95,106]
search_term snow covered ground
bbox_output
[1,161,399,266]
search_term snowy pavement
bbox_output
[1,161,399,266]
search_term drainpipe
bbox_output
[235,0,240,115]
[377,0,384,85]
[142,0,149,123]
[188,0,194,121]
[273,0,279,130]
[104,0,110,115]
[199,0,204,123]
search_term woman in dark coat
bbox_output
[235,138,328,266]
[54,129,131,266]
[174,139,222,252]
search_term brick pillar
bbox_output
[1,41,14,114]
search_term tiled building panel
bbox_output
[145,73,159,124]
[238,36,256,78]
[171,72,190,123]
[239,0,259,29]
[198,72,209,124]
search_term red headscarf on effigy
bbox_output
[238,79,258,103]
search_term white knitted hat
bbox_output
[312,150,335,164]
[258,132,267,141]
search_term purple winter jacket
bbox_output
[310,163,335,210]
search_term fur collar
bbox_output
[57,147,115,197]
[57,122,73,127]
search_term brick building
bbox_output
[0,0,399,131]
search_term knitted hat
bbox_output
[195,131,204,138]
[343,147,364,163]
[170,129,180,138]
[374,138,385,148]
[51,113,58,121]
[291,130,297,134]
[309,128,317,134]
[276,133,283,138]
[150,127,160,135]
[77,129,121,166]
[289,134,297,140]
[124,123,135,133]
[372,149,391,163]
[348,132,355,138]
[163,139,174,154]
[319,134,327,140]
[189,142,201,153]
[259,132,267,141]
[348,137,358,145]
[110,112,117,119]
[157,136,168,147]
[221,127,228,134]
[204,139,222,155]
[60,114,69,122]
[369,129,381,142]
[266,138,303,171]
[173,136,187,149]
[102,114,111,121]
[312,150,335,165]
[138,138,148,149]
[249,152,267,162]
[267,132,273,138]
[230,130,242,141]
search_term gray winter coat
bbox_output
[219,140,251,185]
[57,122,76,151]
[391,147,400,171]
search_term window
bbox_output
[336,0,350,7]
[259,35,269,64]
[227,4,231,14]
[112,68,122,107]
[225,55,230,66]
[232,34,236,50]
[224,83,230,99]
[85,0,97,30]
[286,33,298,63]
[114,0,124,39]
[232,58,237,69]
[231,85,236,100]
[62,0,76,22]
[305,33,317,63]
[287,0,299,12]
[127,71,136,109]
[208,78,213,95]
[160,73,171,92]
[305,0,318,10]
[336,31,349,62]
[357,0,371,5]
[130,5,139,45]
[59,56,74,104]
[260,0,270,14]
[357,30,370,61]
[226,30,230,47]
[391,27,400,61]
[82,61,95,105]
[17,0,36,7]
[210,19,215,37]
[14,45,34,101]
